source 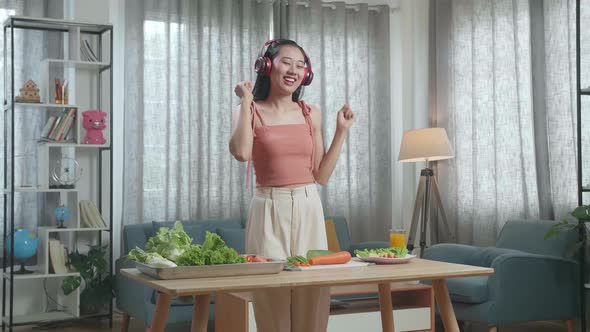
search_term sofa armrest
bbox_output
[488,253,579,322]
[423,243,481,264]
[115,256,154,319]
[348,241,390,255]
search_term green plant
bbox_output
[544,205,590,258]
[62,245,114,315]
[545,205,590,239]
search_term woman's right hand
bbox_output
[234,81,253,101]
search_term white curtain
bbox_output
[277,0,391,242]
[123,0,272,224]
[123,0,393,243]
[433,0,587,245]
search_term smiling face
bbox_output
[268,45,307,96]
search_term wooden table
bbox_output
[216,282,435,332]
[121,258,493,332]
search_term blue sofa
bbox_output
[423,219,580,330]
[115,216,388,331]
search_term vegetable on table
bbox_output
[306,250,334,260]
[127,247,177,267]
[126,221,246,266]
[175,232,246,266]
[145,221,192,262]
[245,255,272,263]
[354,247,408,258]
[308,251,351,265]
[287,255,310,266]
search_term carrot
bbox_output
[308,251,352,265]
[251,255,269,263]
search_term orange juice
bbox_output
[389,231,406,248]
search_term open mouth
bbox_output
[283,76,297,86]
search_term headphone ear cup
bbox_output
[254,56,272,76]
[302,69,313,86]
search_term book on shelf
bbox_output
[40,116,56,138]
[39,108,76,142]
[79,200,107,228]
[80,38,99,62]
[48,239,68,274]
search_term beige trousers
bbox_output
[245,184,331,332]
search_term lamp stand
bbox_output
[406,168,454,257]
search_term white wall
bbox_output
[69,0,109,23]
[69,0,124,267]
[390,0,430,232]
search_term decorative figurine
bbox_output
[50,157,82,189]
[82,110,107,144]
[15,80,41,103]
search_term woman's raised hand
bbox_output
[337,104,355,132]
[234,81,253,102]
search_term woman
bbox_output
[229,39,355,332]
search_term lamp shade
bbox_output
[398,128,453,162]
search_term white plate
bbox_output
[355,254,416,265]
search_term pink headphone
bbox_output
[254,39,314,86]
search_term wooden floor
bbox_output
[7,313,570,332]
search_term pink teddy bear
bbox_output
[82,110,107,144]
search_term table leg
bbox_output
[432,279,460,332]
[378,282,395,332]
[191,294,211,332]
[150,292,172,332]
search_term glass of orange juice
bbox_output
[389,229,406,248]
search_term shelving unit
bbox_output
[2,16,113,330]
[576,0,588,330]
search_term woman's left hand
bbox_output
[336,104,355,132]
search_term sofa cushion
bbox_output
[446,276,489,304]
[422,276,489,304]
[466,247,525,268]
[122,223,154,254]
[216,228,245,254]
[496,219,577,257]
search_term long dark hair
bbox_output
[252,39,308,102]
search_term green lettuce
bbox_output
[202,231,226,251]
[176,245,206,266]
[145,221,192,262]
[175,232,246,266]
[128,247,177,267]
[354,247,408,258]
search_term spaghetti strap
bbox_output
[298,101,315,172]
[246,101,264,189]
[250,101,265,128]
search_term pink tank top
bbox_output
[246,101,315,187]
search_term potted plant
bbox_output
[62,245,114,315]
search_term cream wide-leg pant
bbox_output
[245,184,331,332]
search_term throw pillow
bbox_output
[324,219,341,252]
